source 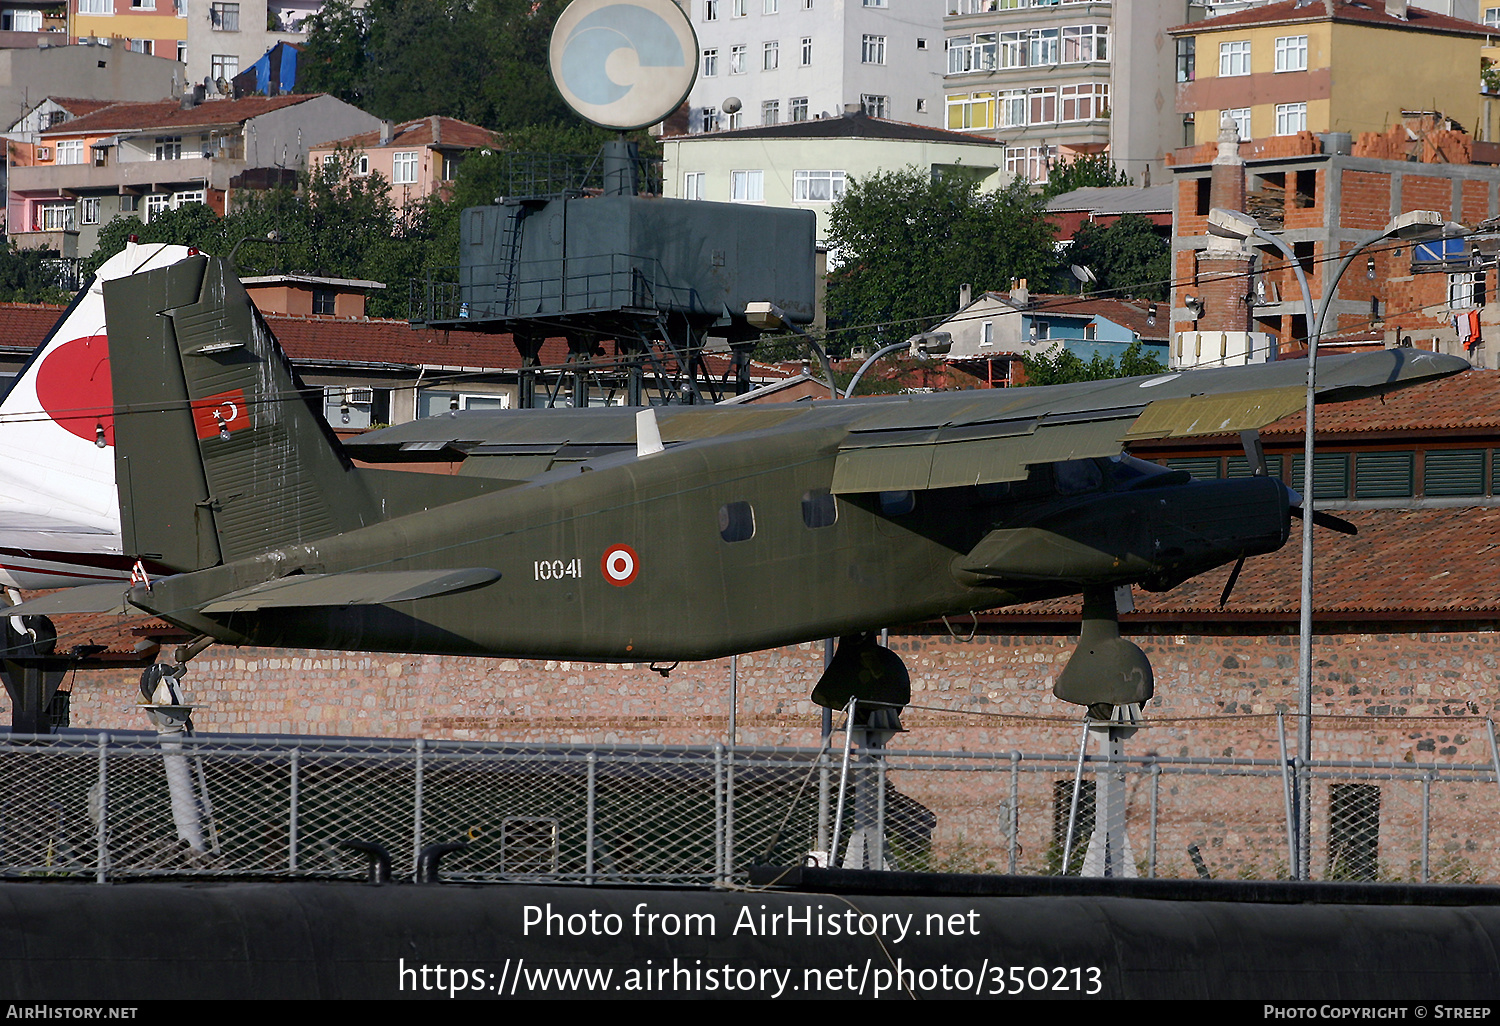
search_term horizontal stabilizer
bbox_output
[5,583,135,616]
[199,568,501,613]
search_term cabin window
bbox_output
[801,489,837,528]
[1054,459,1103,495]
[719,501,756,542]
[878,491,914,516]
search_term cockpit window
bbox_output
[1054,459,1104,495]
[1106,452,1181,490]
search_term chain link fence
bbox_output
[1,718,1496,885]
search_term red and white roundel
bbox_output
[601,544,639,587]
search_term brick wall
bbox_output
[27,628,1499,767]
[1340,170,1392,230]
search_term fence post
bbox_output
[713,746,723,884]
[1277,712,1298,877]
[1007,752,1020,875]
[412,738,424,881]
[95,732,108,884]
[1420,774,1432,885]
[586,752,597,886]
[1488,720,1500,802]
[875,749,887,869]
[288,746,300,873]
[1148,763,1160,879]
[725,744,736,882]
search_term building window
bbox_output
[1274,101,1307,135]
[800,36,811,65]
[732,0,745,15]
[981,321,993,346]
[1028,86,1058,125]
[1059,82,1108,122]
[704,0,718,18]
[177,40,187,62]
[998,89,1026,128]
[1449,271,1486,308]
[1176,36,1195,83]
[861,94,888,117]
[1028,27,1058,66]
[916,97,927,113]
[999,31,1026,68]
[131,0,155,7]
[764,0,777,11]
[702,48,718,75]
[864,0,887,5]
[37,201,74,232]
[128,38,153,54]
[80,197,100,225]
[1060,24,1107,63]
[441,153,461,181]
[730,169,763,201]
[2,9,42,29]
[683,171,706,199]
[862,34,885,64]
[726,109,742,129]
[153,136,182,161]
[1275,34,1307,72]
[56,139,84,165]
[144,193,171,222]
[948,33,997,74]
[730,44,746,73]
[790,96,808,121]
[794,169,845,201]
[1222,107,1250,141]
[916,38,927,50]
[1006,144,1055,183]
[1219,40,1250,77]
[1487,6,1500,28]
[78,0,108,13]
[802,0,811,8]
[946,92,994,131]
[763,40,778,70]
[701,106,719,132]
[210,2,240,30]
[392,151,419,184]
[312,289,337,315]
[211,54,239,81]
[762,99,779,124]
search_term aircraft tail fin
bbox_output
[103,255,385,572]
[0,243,196,586]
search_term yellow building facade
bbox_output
[1172,3,1484,148]
[71,0,186,61]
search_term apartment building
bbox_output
[182,0,320,95]
[1172,0,1487,148]
[684,0,947,132]
[940,0,1194,185]
[6,91,379,255]
[307,116,501,209]
[70,0,186,59]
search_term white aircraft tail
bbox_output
[0,241,196,588]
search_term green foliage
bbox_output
[1020,340,1167,387]
[1040,153,1132,198]
[297,0,583,130]
[1066,213,1171,302]
[825,168,1056,355]
[0,246,74,304]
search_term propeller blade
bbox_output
[1219,554,1246,608]
[1289,506,1359,536]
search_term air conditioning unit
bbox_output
[36,146,50,160]
[346,387,375,406]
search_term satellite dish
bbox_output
[1070,264,1097,284]
[722,96,742,114]
[548,0,699,131]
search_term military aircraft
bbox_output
[0,241,192,589]
[11,253,1468,716]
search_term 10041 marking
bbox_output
[534,558,582,581]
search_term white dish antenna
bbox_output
[549,0,699,131]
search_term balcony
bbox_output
[9,156,231,196]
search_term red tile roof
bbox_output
[0,302,69,355]
[47,97,119,119]
[313,115,500,152]
[1168,0,1488,37]
[41,94,323,137]
[1261,366,1500,438]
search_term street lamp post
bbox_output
[1206,206,1445,880]
[843,331,953,397]
[745,301,840,400]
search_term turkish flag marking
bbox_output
[192,389,250,441]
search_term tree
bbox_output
[298,0,581,130]
[1019,340,1166,386]
[1066,213,1171,302]
[1040,153,1132,198]
[824,168,1056,355]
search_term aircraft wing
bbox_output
[4,568,502,618]
[346,349,1466,492]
